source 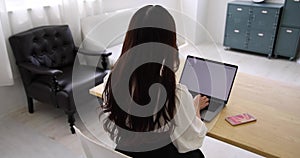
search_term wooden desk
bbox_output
[207,72,300,158]
[89,72,300,158]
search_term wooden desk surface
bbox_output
[89,72,300,158]
[207,72,300,158]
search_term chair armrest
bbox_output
[19,63,63,76]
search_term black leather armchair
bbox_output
[9,25,111,133]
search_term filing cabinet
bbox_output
[224,4,250,50]
[274,0,300,60]
[224,1,283,58]
[280,0,300,28]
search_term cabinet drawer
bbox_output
[227,4,251,28]
[250,7,280,30]
[275,27,300,58]
[281,0,300,27]
[247,30,274,54]
[224,28,248,50]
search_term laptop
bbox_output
[179,55,238,122]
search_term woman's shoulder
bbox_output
[175,83,193,100]
[176,83,189,93]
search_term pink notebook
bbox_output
[225,113,256,126]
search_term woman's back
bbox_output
[100,5,207,158]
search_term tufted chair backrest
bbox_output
[9,25,76,68]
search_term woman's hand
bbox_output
[193,94,209,118]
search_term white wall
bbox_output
[180,0,198,43]
[102,0,180,13]
[179,0,209,44]
[205,0,285,44]
[195,0,209,44]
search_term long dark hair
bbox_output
[101,5,180,143]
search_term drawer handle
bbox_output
[237,8,243,11]
[261,10,268,14]
[234,29,240,33]
[286,30,293,33]
[258,33,264,37]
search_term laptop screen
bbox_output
[179,55,238,103]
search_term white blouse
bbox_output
[171,83,207,153]
[102,73,207,153]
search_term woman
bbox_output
[101,5,209,158]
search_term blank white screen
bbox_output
[180,57,237,101]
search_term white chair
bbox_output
[74,126,131,158]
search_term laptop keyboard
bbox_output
[200,99,222,112]
[190,91,224,112]
[208,100,221,112]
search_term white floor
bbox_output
[201,137,263,158]
[1,43,299,158]
[181,43,300,86]
[0,117,80,158]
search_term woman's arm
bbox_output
[193,94,209,118]
[171,84,208,153]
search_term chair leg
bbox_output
[27,96,34,113]
[68,113,76,134]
